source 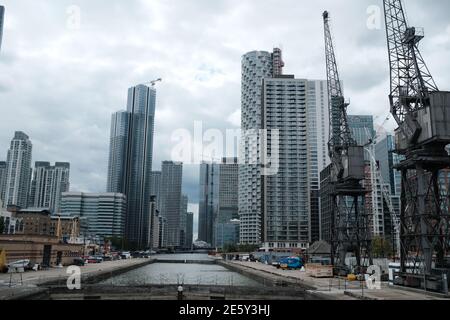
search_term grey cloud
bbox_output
[0,0,448,211]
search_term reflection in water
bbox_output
[102,254,261,287]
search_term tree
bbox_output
[105,236,130,251]
[372,236,393,258]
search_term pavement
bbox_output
[226,261,450,300]
[2,257,449,300]
[0,258,153,300]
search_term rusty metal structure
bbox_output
[383,0,450,293]
[323,11,373,274]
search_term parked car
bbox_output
[102,255,113,262]
[86,256,103,264]
[111,252,121,260]
[142,251,153,258]
[240,255,250,261]
[120,251,132,259]
[73,258,85,266]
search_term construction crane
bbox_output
[383,0,450,293]
[323,11,373,275]
[143,78,162,87]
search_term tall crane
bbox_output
[143,78,162,87]
[383,0,450,292]
[323,11,373,275]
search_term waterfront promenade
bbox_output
[223,260,449,300]
[2,255,449,300]
[0,258,153,300]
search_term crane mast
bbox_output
[383,0,450,293]
[323,11,372,275]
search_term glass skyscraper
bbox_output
[159,161,183,248]
[3,132,33,209]
[348,115,375,161]
[0,6,4,52]
[199,158,239,248]
[107,84,156,249]
[199,162,220,245]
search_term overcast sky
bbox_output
[0,0,449,236]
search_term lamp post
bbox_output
[177,285,184,300]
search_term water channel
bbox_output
[100,254,262,287]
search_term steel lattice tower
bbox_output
[323,11,373,274]
[383,0,450,292]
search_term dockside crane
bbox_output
[383,0,450,293]
[323,11,373,275]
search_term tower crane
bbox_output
[383,0,450,292]
[142,78,162,87]
[323,11,373,275]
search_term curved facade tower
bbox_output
[107,85,156,249]
[239,50,277,245]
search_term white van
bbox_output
[121,252,132,259]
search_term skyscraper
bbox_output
[0,6,4,52]
[200,158,239,247]
[185,212,194,249]
[320,165,334,243]
[239,49,280,245]
[149,195,160,249]
[375,134,402,196]
[348,115,375,160]
[347,116,390,238]
[198,162,220,245]
[107,111,129,194]
[240,48,329,249]
[150,171,162,210]
[217,158,239,224]
[306,80,330,243]
[3,132,32,208]
[262,76,310,250]
[106,84,156,248]
[28,162,70,213]
[0,161,7,203]
[375,134,402,238]
[159,161,183,247]
[179,194,188,248]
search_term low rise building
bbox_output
[0,234,83,267]
[3,206,79,240]
[0,200,23,235]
